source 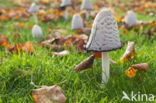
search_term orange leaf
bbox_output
[125,67,138,78]
[93,52,102,59]
[40,0,50,4]
[22,42,34,53]
[0,35,9,47]
[0,16,10,21]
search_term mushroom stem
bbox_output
[102,52,110,83]
[33,13,38,24]
[64,8,69,20]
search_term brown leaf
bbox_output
[125,63,148,78]
[42,34,88,52]
[12,43,23,53]
[74,55,95,72]
[131,63,148,72]
[120,41,136,62]
[32,85,66,103]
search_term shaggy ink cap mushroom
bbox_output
[86,8,122,52]
[71,14,84,30]
[81,0,93,11]
[28,2,39,13]
[124,10,138,26]
[32,24,43,39]
[85,8,122,83]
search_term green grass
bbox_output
[0,0,156,103]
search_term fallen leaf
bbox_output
[32,85,66,103]
[40,0,50,4]
[12,43,23,53]
[22,42,34,53]
[120,41,136,62]
[125,67,138,78]
[125,63,148,78]
[93,52,101,59]
[0,35,9,47]
[54,50,70,56]
[6,42,34,54]
[41,34,88,52]
[131,63,148,72]
[74,55,95,72]
[0,15,10,21]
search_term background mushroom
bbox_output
[124,10,138,27]
[28,2,39,24]
[60,0,72,20]
[86,8,122,83]
[32,24,43,40]
[81,0,93,19]
[71,14,84,33]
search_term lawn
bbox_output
[0,0,156,103]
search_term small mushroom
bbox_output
[71,14,84,33]
[32,24,43,39]
[28,2,39,24]
[124,10,138,27]
[86,8,122,83]
[81,0,93,19]
[60,0,72,20]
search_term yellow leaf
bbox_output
[125,67,138,78]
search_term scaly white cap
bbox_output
[86,8,122,52]
[60,0,72,7]
[32,25,43,39]
[71,14,84,30]
[28,2,39,13]
[124,10,138,26]
[81,0,93,11]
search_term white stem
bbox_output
[33,13,38,24]
[64,8,68,20]
[102,52,110,83]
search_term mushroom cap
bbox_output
[81,0,93,11]
[60,0,72,7]
[86,8,122,52]
[28,2,39,13]
[124,10,138,26]
[32,24,43,39]
[71,14,84,30]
